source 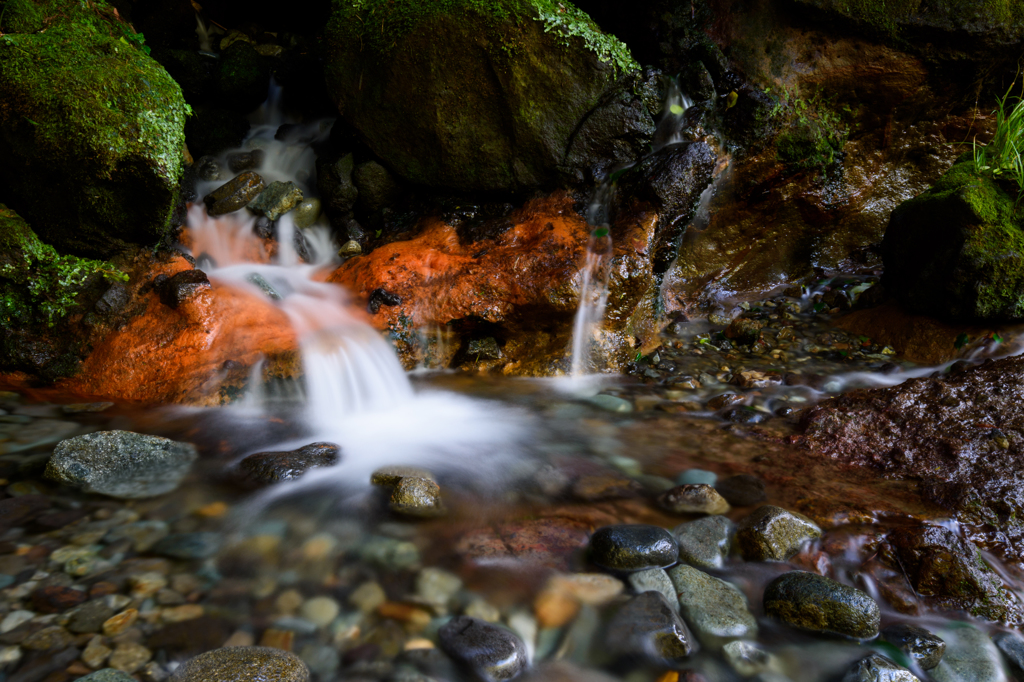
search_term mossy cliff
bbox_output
[882,159,1024,321]
[0,0,188,258]
[323,0,646,192]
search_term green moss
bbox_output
[817,0,1024,36]
[332,0,636,73]
[773,88,847,173]
[0,0,188,255]
[0,204,127,328]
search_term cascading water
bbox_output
[185,88,529,488]
[567,78,694,379]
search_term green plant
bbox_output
[973,80,1024,198]
[771,85,847,173]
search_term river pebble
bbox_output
[80,670,137,682]
[589,524,678,571]
[763,571,880,639]
[389,477,446,518]
[438,615,529,682]
[842,654,920,682]
[881,623,945,670]
[152,532,222,559]
[736,505,821,561]
[659,483,730,515]
[722,640,782,677]
[627,567,678,613]
[668,564,757,648]
[300,596,340,628]
[931,626,1006,682]
[674,515,733,569]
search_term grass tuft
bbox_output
[973,79,1024,200]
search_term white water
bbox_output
[567,78,694,381]
[184,89,530,492]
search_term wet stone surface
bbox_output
[763,571,880,639]
[588,524,679,572]
[605,591,694,665]
[737,505,822,561]
[234,442,340,487]
[438,615,529,682]
[881,623,946,670]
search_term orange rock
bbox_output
[534,588,580,628]
[102,609,138,636]
[259,628,294,651]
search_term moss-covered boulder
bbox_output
[0,204,126,376]
[881,160,1024,321]
[0,0,188,257]
[323,0,647,192]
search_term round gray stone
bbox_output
[674,515,734,569]
[763,571,879,639]
[438,615,528,682]
[736,505,821,561]
[668,564,757,648]
[45,430,197,499]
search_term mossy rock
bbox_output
[323,0,644,192]
[881,160,1024,321]
[0,0,188,258]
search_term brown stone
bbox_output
[31,585,87,613]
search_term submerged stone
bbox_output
[438,615,529,682]
[716,474,767,506]
[235,442,340,487]
[45,431,197,499]
[627,567,678,613]
[763,571,880,639]
[881,624,945,671]
[605,591,694,664]
[589,524,678,572]
[674,515,733,569]
[293,198,321,228]
[658,483,730,515]
[931,626,1005,682]
[668,564,757,648]
[170,645,309,682]
[842,654,920,682]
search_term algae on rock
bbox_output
[882,159,1024,321]
[0,0,188,258]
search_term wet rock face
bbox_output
[203,172,266,216]
[438,615,529,682]
[169,645,309,682]
[667,564,757,648]
[881,624,945,671]
[842,654,920,682]
[674,515,733,569]
[800,354,1024,563]
[158,270,211,309]
[44,431,198,499]
[234,442,340,487]
[763,571,880,639]
[589,524,679,571]
[605,591,694,665]
[882,161,1024,322]
[323,0,646,192]
[735,505,821,561]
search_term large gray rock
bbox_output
[668,564,757,648]
[323,0,649,192]
[932,626,1006,682]
[762,571,880,640]
[170,646,309,682]
[45,431,197,499]
[674,515,733,569]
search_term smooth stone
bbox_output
[674,515,734,569]
[338,239,362,257]
[158,269,211,309]
[44,431,198,499]
[882,623,945,670]
[79,670,137,682]
[658,484,730,515]
[226,149,264,173]
[67,599,116,633]
[627,568,678,613]
[1,610,34,633]
[605,591,694,664]
[371,465,436,487]
[389,477,446,518]
[932,626,1006,682]
[668,564,757,648]
[248,180,303,221]
[587,394,633,413]
[736,505,821,561]
[170,645,309,682]
[236,442,340,487]
[204,172,266,216]
[677,469,717,486]
[292,198,321,228]
[716,474,767,506]
[993,630,1024,672]
[245,273,281,300]
[196,156,222,182]
[722,640,781,677]
[438,615,529,682]
[299,596,340,628]
[151,532,222,560]
[763,571,880,639]
[589,524,678,572]
[842,654,920,682]
[416,567,463,609]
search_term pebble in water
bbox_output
[247,180,304,221]
[658,484,730,515]
[605,591,694,664]
[170,646,310,682]
[668,564,757,648]
[763,571,880,639]
[676,469,717,486]
[152,532,222,560]
[736,505,821,561]
[627,568,678,613]
[389,477,446,518]
[842,654,920,682]
[589,524,678,572]
[235,442,340,487]
[993,630,1024,673]
[931,626,1006,682]
[438,615,529,682]
[203,172,266,216]
[881,623,945,670]
[722,640,781,677]
[674,515,733,569]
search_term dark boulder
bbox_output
[233,442,341,488]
